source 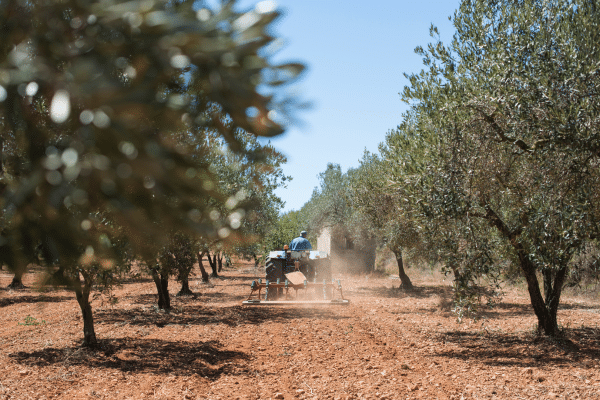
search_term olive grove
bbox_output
[0,0,303,345]
[382,0,600,334]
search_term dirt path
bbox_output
[0,266,599,399]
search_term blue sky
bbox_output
[239,0,460,212]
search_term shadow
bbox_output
[204,282,251,289]
[124,293,159,304]
[0,295,73,308]
[9,338,250,379]
[352,285,452,300]
[202,275,256,282]
[120,277,155,285]
[558,303,600,312]
[124,290,249,307]
[476,301,600,320]
[95,304,350,328]
[476,302,535,319]
[433,326,600,368]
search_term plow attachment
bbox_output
[242,271,349,306]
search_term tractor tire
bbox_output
[265,257,284,299]
[265,257,279,281]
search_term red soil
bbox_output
[0,264,599,399]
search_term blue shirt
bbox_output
[289,236,312,250]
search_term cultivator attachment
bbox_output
[242,271,349,306]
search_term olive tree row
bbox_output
[0,0,303,345]
[383,0,600,334]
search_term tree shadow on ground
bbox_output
[474,300,599,320]
[475,302,535,319]
[0,295,73,308]
[95,304,350,328]
[351,285,452,300]
[203,275,256,282]
[558,302,600,312]
[207,281,251,289]
[9,338,250,379]
[117,275,155,285]
[433,326,600,368]
[124,289,248,306]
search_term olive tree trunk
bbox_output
[197,251,210,283]
[485,205,567,336]
[151,271,171,310]
[217,253,223,272]
[8,273,25,289]
[392,248,413,289]
[177,277,193,296]
[73,272,97,346]
[208,252,219,277]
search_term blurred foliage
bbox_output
[205,130,291,261]
[0,0,303,344]
[0,0,303,271]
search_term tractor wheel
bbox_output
[265,257,282,299]
[265,257,276,280]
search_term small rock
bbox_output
[18,370,29,376]
[523,367,533,375]
[296,389,305,394]
[274,393,284,399]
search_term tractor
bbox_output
[242,247,349,305]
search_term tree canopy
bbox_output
[382,0,600,334]
[0,0,303,345]
[0,0,303,268]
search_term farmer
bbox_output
[289,230,312,250]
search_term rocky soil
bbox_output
[0,263,599,400]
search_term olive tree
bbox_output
[303,163,377,274]
[393,0,600,334]
[0,0,304,345]
[349,151,418,288]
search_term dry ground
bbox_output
[0,263,599,400]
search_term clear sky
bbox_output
[238,0,461,212]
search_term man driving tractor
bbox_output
[289,230,312,250]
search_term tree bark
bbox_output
[392,248,413,289]
[208,252,219,277]
[7,273,25,289]
[151,271,171,310]
[484,204,565,335]
[520,257,560,335]
[74,272,97,346]
[177,276,193,296]
[217,252,223,272]
[197,251,209,283]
